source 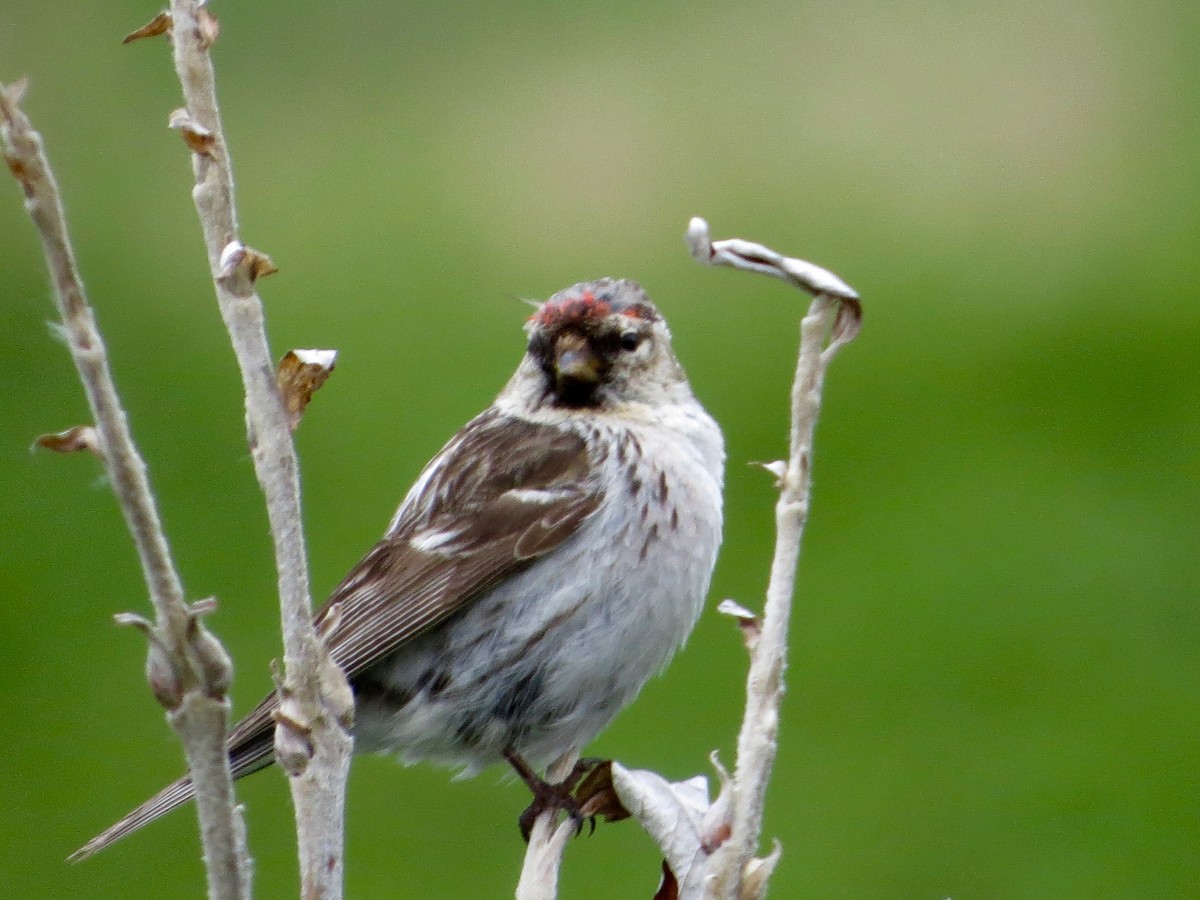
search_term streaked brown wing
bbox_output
[318,408,599,675]
[226,408,599,755]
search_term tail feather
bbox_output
[70,710,276,863]
[69,773,200,863]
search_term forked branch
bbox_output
[0,80,250,900]
[157,2,353,896]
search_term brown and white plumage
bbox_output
[73,277,723,860]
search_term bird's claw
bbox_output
[509,752,606,842]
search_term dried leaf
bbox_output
[277,349,338,431]
[611,763,714,897]
[168,107,215,156]
[33,424,102,457]
[217,239,278,282]
[717,598,761,652]
[197,7,220,49]
[122,11,172,44]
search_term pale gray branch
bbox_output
[162,2,353,896]
[515,815,576,900]
[0,80,250,899]
[515,751,579,899]
[688,218,861,900]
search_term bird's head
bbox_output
[518,278,689,411]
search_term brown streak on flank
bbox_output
[639,523,661,563]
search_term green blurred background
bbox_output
[2,1,1196,897]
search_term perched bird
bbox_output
[73,277,724,859]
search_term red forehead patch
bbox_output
[530,290,613,328]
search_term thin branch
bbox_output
[515,815,577,900]
[160,3,354,895]
[687,217,860,900]
[515,752,579,899]
[0,80,250,899]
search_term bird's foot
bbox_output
[505,750,605,842]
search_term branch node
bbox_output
[273,700,316,777]
[196,6,221,50]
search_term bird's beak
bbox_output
[554,333,602,386]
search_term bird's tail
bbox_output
[70,708,276,862]
[68,773,200,862]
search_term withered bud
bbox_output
[320,652,356,732]
[33,424,103,457]
[197,7,220,49]
[115,612,186,710]
[167,108,215,156]
[272,698,314,777]
[122,12,172,44]
[189,624,234,700]
[217,239,277,282]
[717,598,761,652]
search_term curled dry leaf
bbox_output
[277,349,338,432]
[610,763,716,899]
[217,239,278,282]
[168,108,215,156]
[686,216,859,302]
[33,424,103,457]
[122,11,172,44]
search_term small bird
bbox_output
[73,277,724,860]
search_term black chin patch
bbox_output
[551,377,601,409]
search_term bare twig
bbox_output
[0,80,250,899]
[159,2,354,895]
[515,815,577,900]
[515,752,579,899]
[688,217,861,900]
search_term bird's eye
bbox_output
[619,331,642,352]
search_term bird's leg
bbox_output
[504,749,604,842]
